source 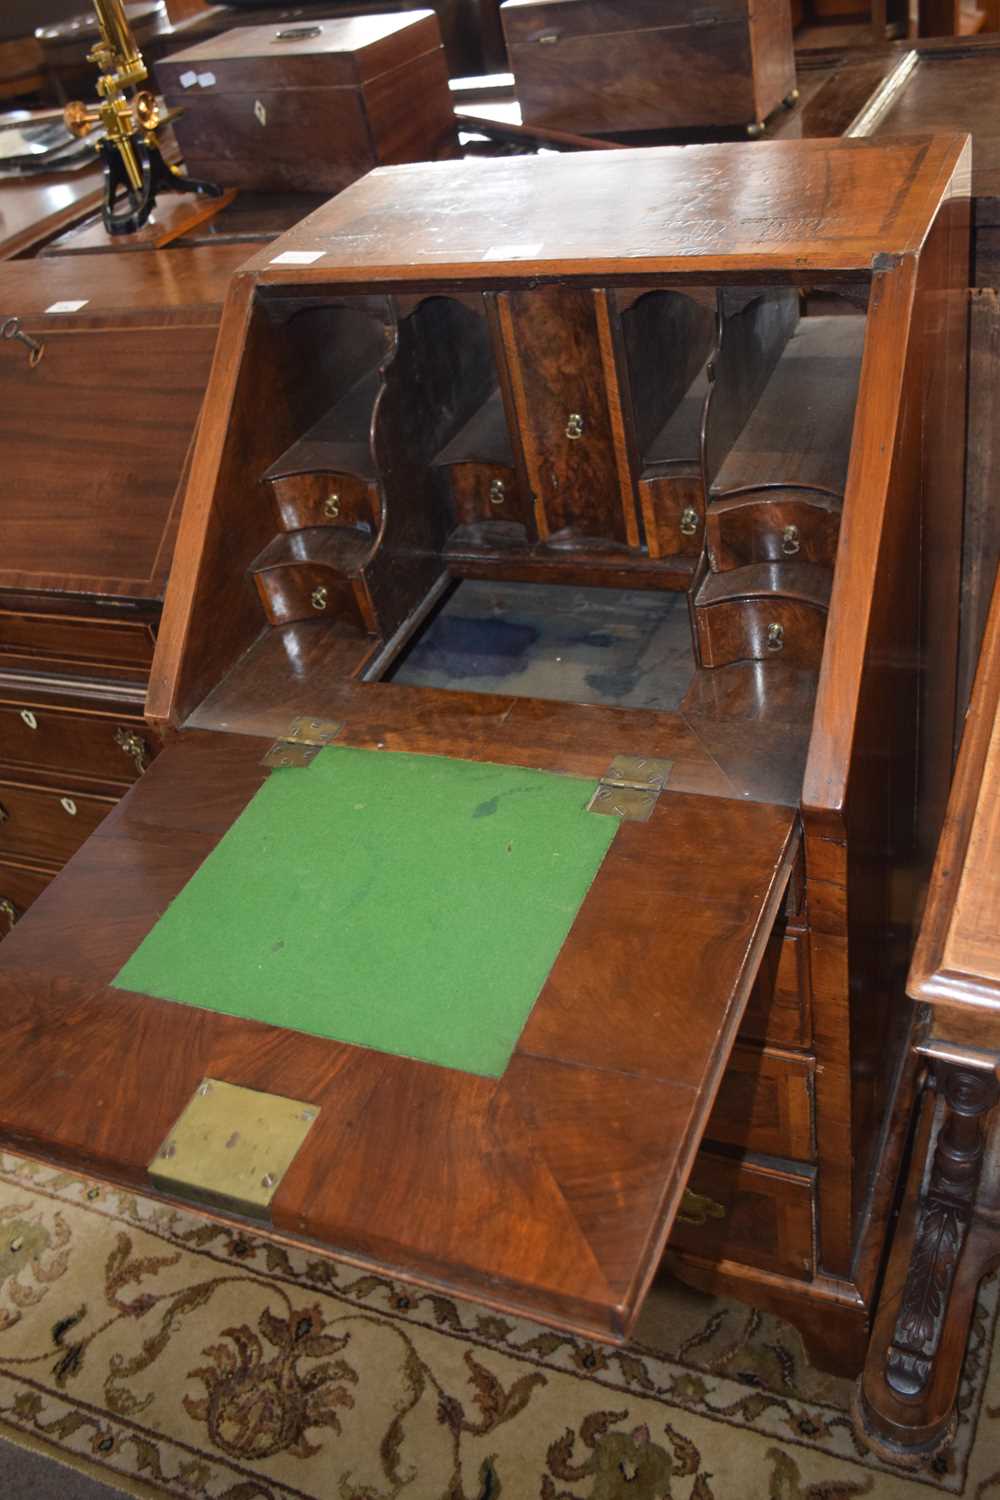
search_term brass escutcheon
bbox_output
[311,585,329,611]
[19,709,37,730]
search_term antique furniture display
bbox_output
[500,0,798,136]
[0,138,969,1367]
[155,12,460,194]
[856,560,1000,1466]
[0,244,250,940]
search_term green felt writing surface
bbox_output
[112,747,617,1076]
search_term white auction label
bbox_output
[178,69,197,88]
[45,300,89,314]
[270,250,325,265]
[483,243,543,259]
[197,71,217,87]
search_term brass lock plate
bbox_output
[149,1078,320,1219]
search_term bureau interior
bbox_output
[180,275,869,784]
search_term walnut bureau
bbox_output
[0,138,970,1366]
[0,244,250,940]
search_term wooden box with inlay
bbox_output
[0,139,970,1379]
[501,0,798,136]
[155,12,460,194]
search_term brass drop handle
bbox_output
[1,317,44,368]
[311,585,329,612]
[489,478,506,507]
[114,725,151,775]
[677,1188,726,1226]
[781,524,800,557]
[766,622,784,653]
[565,412,584,440]
[679,507,699,537]
[0,898,18,934]
[323,492,341,520]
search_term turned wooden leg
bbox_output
[855,1057,1000,1466]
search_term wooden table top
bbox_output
[0,160,104,261]
[0,725,797,1339]
[243,134,970,284]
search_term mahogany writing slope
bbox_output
[0,137,971,1362]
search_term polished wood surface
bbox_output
[238,135,970,282]
[0,139,970,1371]
[0,726,797,1340]
[0,159,104,260]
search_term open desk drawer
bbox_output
[0,726,797,1342]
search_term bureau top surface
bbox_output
[248,135,969,284]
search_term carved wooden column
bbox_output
[855,1050,1000,1465]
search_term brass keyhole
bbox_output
[60,797,77,816]
[781,524,800,556]
[766,622,784,653]
[489,478,505,507]
[311,585,329,611]
[323,493,341,520]
[19,709,37,730]
[565,412,584,440]
[679,507,699,537]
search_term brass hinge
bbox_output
[261,715,343,770]
[587,755,673,823]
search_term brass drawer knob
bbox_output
[114,726,151,775]
[311,585,329,612]
[781,524,800,556]
[19,709,38,730]
[323,492,341,520]
[766,622,784,653]
[0,897,18,933]
[680,507,699,537]
[489,478,506,507]
[565,412,584,440]
[677,1188,726,1226]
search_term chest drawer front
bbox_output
[0,703,152,785]
[0,611,155,679]
[0,859,55,939]
[0,781,116,866]
[695,596,828,669]
[705,1043,814,1160]
[739,926,811,1048]
[669,1151,814,1282]
[498,286,629,544]
[445,462,532,532]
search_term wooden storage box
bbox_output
[501,0,797,135]
[155,12,460,194]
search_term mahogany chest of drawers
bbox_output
[501,0,798,135]
[0,246,247,940]
[155,11,460,194]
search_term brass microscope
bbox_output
[64,0,221,235]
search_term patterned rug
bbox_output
[0,1150,998,1500]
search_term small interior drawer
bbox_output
[705,1042,814,1160]
[668,1150,815,1282]
[739,924,812,1049]
[0,858,56,939]
[0,702,153,785]
[0,780,117,866]
[445,462,531,530]
[268,471,379,533]
[696,596,828,669]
